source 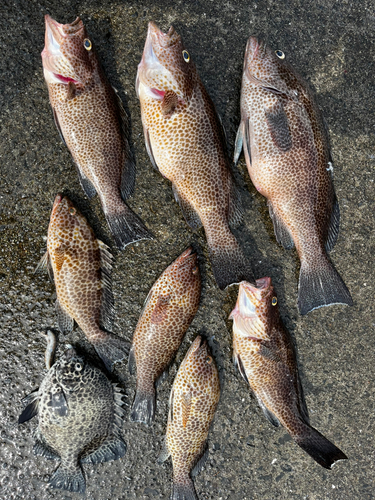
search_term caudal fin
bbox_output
[294,425,347,469]
[207,233,254,290]
[105,202,153,250]
[93,332,130,372]
[49,463,85,493]
[130,388,156,426]
[172,476,198,500]
[298,254,353,315]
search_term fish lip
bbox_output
[148,22,177,48]
[51,193,64,216]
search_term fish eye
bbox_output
[84,38,92,51]
[275,50,285,59]
[192,266,198,275]
[272,297,278,306]
[75,362,82,371]
[69,207,76,215]
[205,356,213,364]
[182,50,190,63]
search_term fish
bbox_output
[18,346,126,493]
[136,22,254,290]
[36,193,129,371]
[234,37,353,315]
[129,247,201,426]
[229,278,348,469]
[40,329,58,369]
[158,335,220,500]
[41,15,152,249]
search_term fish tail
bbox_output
[104,201,153,250]
[49,463,86,493]
[294,424,347,469]
[92,331,130,372]
[206,227,255,289]
[298,253,353,315]
[172,476,198,500]
[130,387,156,426]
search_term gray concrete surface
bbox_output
[0,0,374,498]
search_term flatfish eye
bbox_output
[275,50,285,59]
[75,362,83,371]
[272,297,278,306]
[182,50,190,63]
[69,207,76,215]
[205,356,213,364]
[84,38,92,51]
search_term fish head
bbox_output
[48,194,89,250]
[229,278,277,340]
[164,247,200,296]
[182,336,218,391]
[136,21,195,104]
[55,347,87,392]
[42,15,94,87]
[243,36,293,96]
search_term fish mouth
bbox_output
[245,36,260,67]
[229,278,273,321]
[136,22,179,100]
[174,247,198,272]
[51,193,64,217]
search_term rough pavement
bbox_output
[0,0,374,499]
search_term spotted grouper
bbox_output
[18,346,126,493]
[129,247,201,425]
[158,335,220,500]
[37,193,128,371]
[136,22,254,290]
[229,278,347,469]
[41,15,152,249]
[235,37,353,315]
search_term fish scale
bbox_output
[18,345,126,494]
[137,22,254,290]
[230,278,347,469]
[129,247,201,426]
[38,194,128,371]
[159,335,220,500]
[41,15,152,249]
[235,36,352,315]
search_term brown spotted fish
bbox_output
[37,193,128,371]
[41,15,152,249]
[158,336,220,500]
[235,37,353,315]
[18,346,126,493]
[229,278,347,469]
[136,22,254,290]
[129,248,201,425]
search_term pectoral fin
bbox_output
[181,392,192,428]
[161,90,178,116]
[265,101,292,152]
[35,250,54,281]
[151,294,171,324]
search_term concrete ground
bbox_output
[0,0,374,498]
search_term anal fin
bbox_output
[157,437,171,464]
[268,200,294,249]
[33,439,59,460]
[55,299,74,334]
[128,345,136,375]
[325,193,340,252]
[256,395,280,427]
[75,167,97,199]
[52,108,67,147]
[191,442,209,478]
[172,184,202,230]
[81,436,126,464]
[144,126,160,173]
[233,121,244,165]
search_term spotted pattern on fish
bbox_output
[137,22,254,290]
[41,194,128,371]
[130,248,201,425]
[229,279,347,469]
[19,348,126,493]
[163,336,220,498]
[236,37,352,314]
[42,15,152,249]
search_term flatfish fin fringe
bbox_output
[298,255,353,315]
